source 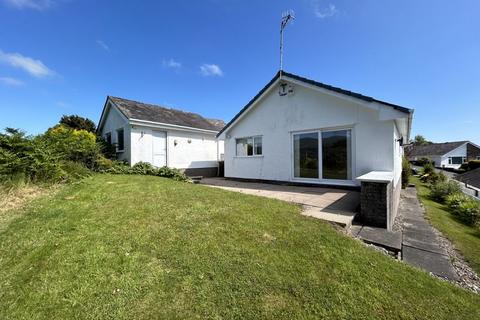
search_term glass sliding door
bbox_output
[293,132,319,178]
[321,130,352,180]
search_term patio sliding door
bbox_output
[322,130,352,180]
[293,132,319,178]
[293,129,352,181]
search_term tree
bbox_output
[412,135,432,146]
[60,115,96,133]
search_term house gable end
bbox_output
[218,71,413,139]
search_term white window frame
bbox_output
[290,126,354,184]
[235,136,263,157]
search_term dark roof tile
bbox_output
[456,168,480,189]
[406,141,468,157]
[109,96,225,132]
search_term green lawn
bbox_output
[0,175,479,319]
[412,176,480,274]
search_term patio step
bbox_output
[302,206,357,229]
[350,225,402,253]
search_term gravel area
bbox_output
[429,221,480,293]
[390,185,479,293]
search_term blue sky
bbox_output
[0,0,479,143]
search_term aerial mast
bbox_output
[280,10,295,77]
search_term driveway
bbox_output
[200,178,360,227]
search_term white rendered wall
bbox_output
[439,144,467,169]
[167,129,220,169]
[99,105,131,163]
[223,83,397,186]
[393,124,403,187]
[130,125,220,169]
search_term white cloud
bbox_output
[200,63,223,77]
[3,0,54,10]
[96,40,110,51]
[162,58,182,69]
[0,50,55,78]
[0,77,25,86]
[314,3,338,19]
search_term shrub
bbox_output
[446,193,480,226]
[0,126,103,186]
[99,161,189,182]
[429,180,462,203]
[401,156,411,189]
[94,156,114,171]
[131,162,158,175]
[97,136,116,160]
[419,160,448,184]
[156,166,189,181]
[467,160,480,171]
[60,161,92,182]
[39,125,100,168]
[60,115,96,133]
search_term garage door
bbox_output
[152,131,167,167]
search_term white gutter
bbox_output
[129,118,220,135]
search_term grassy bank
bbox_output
[0,174,479,319]
[412,176,480,274]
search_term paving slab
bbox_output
[200,178,359,227]
[402,237,447,255]
[357,226,402,252]
[403,246,458,280]
[398,187,459,281]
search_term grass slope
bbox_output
[413,176,480,274]
[0,174,479,319]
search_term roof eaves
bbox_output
[217,70,412,137]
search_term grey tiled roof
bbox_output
[406,141,468,157]
[110,96,225,132]
[456,168,480,189]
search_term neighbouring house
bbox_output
[456,168,480,198]
[217,71,414,230]
[406,141,480,169]
[97,96,225,177]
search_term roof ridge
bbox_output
[108,96,225,132]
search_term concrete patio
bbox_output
[200,178,360,227]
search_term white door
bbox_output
[152,131,167,167]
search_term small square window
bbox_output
[236,136,262,157]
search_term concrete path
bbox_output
[200,178,360,227]
[399,187,458,281]
[351,225,402,253]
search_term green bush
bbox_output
[156,166,189,181]
[0,126,105,186]
[429,180,462,203]
[40,125,100,169]
[131,162,158,175]
[446,193,480,226]
[60,161,92,182]
[60,115,96,133]
[402,156,411,189]
[99,161,189,182]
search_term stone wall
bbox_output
[359,181,391,228]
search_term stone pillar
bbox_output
[356,171,394,229]
[359,181,391,228]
